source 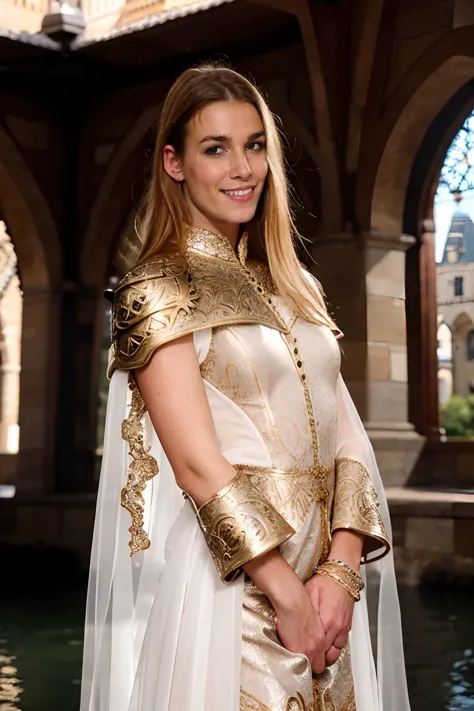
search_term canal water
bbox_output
[0,582,472,710]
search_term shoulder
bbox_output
[115,253,190,294]
[110,254,200,374]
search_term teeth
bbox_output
[224,188,253,196]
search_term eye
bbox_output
[204,145,224,156]
[247,141,266,152]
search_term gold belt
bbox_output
[234,463,333,561]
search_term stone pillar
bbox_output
[54,284,102,494]
[17,287,60,494]
[311,231,424,487]
[406,220,440,438]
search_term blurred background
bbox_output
[0,0,473,708]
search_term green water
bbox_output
[0,583,472,710]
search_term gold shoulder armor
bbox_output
[108,249,289,377]
[109,255,200,376]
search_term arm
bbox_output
[135,333,327,673]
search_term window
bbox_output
[454,276,464,296]
[468,330,474,361]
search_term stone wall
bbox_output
[390,488,474,585]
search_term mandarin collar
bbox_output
[185,225,248,266]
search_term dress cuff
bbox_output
[190,470,295,583]
[331,457,391,563]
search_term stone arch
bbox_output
[365,33,474,437]
[368,31,474,233]
[451,311,474,338]
[0,126,61,492]
[0,126,61,290]
[81,104,161,287]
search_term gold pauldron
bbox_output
[185,470,295,583]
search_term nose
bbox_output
[229,149,252,181]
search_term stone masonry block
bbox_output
[405,517,454,554]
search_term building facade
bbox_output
[437,210,474,403]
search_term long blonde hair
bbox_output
[137,63,337,330]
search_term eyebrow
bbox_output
[199,131,266,144]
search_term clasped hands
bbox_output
[275,572,355,675]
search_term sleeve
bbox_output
[331,374,391,562]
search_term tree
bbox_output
[440,395,474,437]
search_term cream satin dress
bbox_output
[80,228,410,711]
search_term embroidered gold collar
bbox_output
[185,225,249,267]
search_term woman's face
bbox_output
[164,100,268,242]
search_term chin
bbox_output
[228,205,258,224]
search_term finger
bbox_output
[325,646,341,666]
[332,631,349,650]
[311,644,327,675]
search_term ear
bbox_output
[163,145,185,182]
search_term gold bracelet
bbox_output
[325,559,364,589]
[316,567,361,601]
[315,560,364,601]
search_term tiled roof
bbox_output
[0,28,60,51]
[74,0,238,48]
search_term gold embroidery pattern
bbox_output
[109,237,288,376]
[313,679,356,711]
[226,327,303,468]
[198,325,217,381]
[186,224,241,262]
[286,693,307,711]
[239,464,331,531]
[196,469,295,583]
[240,689,273,711]
[282,331,332,562]
[332,458,390,561]
[237,231,249,266]
[110,254,199,374]
[120,374,159,555]
[240,250,332,556]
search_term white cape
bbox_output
[80,366,410,711]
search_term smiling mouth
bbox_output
[221,187,255,197]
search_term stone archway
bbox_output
[80,103,161,288]
[369,40,474,234]
[364,40,474,438]
[0,126,61,494]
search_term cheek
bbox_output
[188,157,228,190]
[251,154,269,182]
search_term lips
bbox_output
[221,186,256,202]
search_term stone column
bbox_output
[54,284,102,494]
[16,287,60,494]
[406,220,441,438]
[311,230,424,487]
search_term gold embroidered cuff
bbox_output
[331,458,391,563]
[188,470,295,583]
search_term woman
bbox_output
[80,64,410,711]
